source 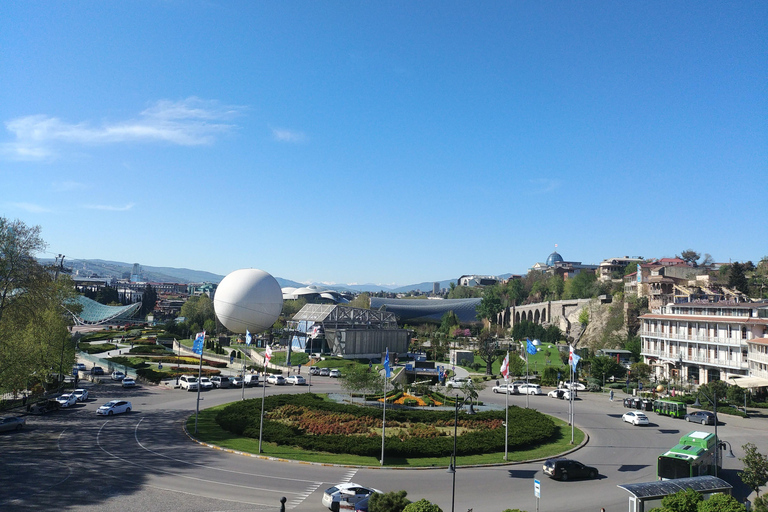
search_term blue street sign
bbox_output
[534,479,541,498]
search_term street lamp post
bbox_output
[447,393,459,512]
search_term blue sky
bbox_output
[2,2,766,286]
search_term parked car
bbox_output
[511,380,527,387]
[179,375,199,391]
[210,376,230,388]
[319,368,330,376]
[0,416,26,432]
[492,383,518,394]
[229,376,244,388]
[121,377,136,388]
[72,388,89,402]
[563,381,586,391]
[91,366,105,376]
[30,399,61,414]
[685,411,716,425]
[55,393,78,408]
[111,371,125,381]
[286,375,306,385]
[519,384,543,395]
[542,458,599,481]
[73,363,87,372]
[622,410,650,426]
[329,369,341,378]
[97,400,132,416]
[446,377,469,389]
[309,366,321,375]
[322,483,380,512]
[198,377,214,390]
[266,375,286,385]
[244,374,260,387]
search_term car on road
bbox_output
[685,410,716,425]
[244,374,260,387]
[446,377,470,389]
[229,376,244,387]
[548,388,575,399]
[0,416,26,432]
[322,483,380,512]
[72,388,89,402]
[91,366,105,376]
[266,375,286,385]
[309,366,320,375]
[111,371,125,381]
[319,368,330,376]
[121,377,136,388]
[210,376,230,388]
[73,363,87,372]
[286,375,306,385]
[542,458,599,481]
[563,382,586,391]
[329,369,341,378]
[179,375,199,391]
[518,384,543,395]
[30,399,61,414]
[55,393,78,408]
[97,400,132,416]
[622,410,650,426]
[492,383,518,394]
[198,377,214,390]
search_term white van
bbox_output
[244,374,260,387]
[179,375,199,391]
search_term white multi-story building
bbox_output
[640,300,768,386]
[746,337,768,380]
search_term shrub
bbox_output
[403,499,442,512]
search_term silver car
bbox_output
[97,400,132,416]
[0,416,26,432]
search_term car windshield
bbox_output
[326,486,340,494]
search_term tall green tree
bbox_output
[181,294,216,331]
[139,283,158,317]
[339,364,384,400]
[476,330,498,375]
[740,443,768,496]
[369,490,411,512]
[729,262,749,294]
[476,287,504,324]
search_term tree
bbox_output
[347,293,370,309]
[181,295,216,332]
[476,330,498,375]
[139,283,158,317]
[740,443,768,496]
[649,487,701,512]
[679,249,701,267]
[589,356,627,382]
[439,311,460,334]
[402,499,442,512]
[368,490,411,512]
[0,218,48,325]
[623,337,642,362]
[729,262,749,294]
[696,493,746,512]
[578,307,590,327]
[629,362,651,381]
[753,494,768,512]
[563,272,598,299]
[339,364,384,400]
[476,287,504,324]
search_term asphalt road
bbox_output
[1,378,764,512]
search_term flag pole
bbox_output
[380,347,389,466]
[193,331,205,434]
[525,341,530,409]
[504,350,509,461]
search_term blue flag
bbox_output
[193,331,205,355]
[570,352,581,372]
[245,329,252,346]
[526,338,537,355]
[383,349,391,378]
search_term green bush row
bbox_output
[215,393,556,458]
[79,343,118,354]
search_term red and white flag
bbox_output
[265,344,273,362]
[500,353,510,381]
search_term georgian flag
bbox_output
[265,344,273,362]
[500,353,510,381]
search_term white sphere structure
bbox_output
[214,269,283,334]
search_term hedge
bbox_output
[215,393,556,458]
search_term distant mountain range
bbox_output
[39,258,500,293]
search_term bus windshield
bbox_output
[658,456,691,480]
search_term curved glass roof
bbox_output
[66,295,142,325]
[370,297,481,323]
[546,251,564,266]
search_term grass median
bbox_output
[185,402,585,467]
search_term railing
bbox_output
[640,330,746,346]
[641,350,747,370]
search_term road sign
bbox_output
[534,479,541,498]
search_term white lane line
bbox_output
[96,419,304,497]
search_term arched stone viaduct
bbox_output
[497,298,592,339]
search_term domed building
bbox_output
[546,250,564,267]
[530,247,598,278]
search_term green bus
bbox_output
[653,399,687,419]
[657,431,718,480]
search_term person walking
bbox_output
[609,389,614,402]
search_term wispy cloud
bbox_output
[1,97,242,161]
[271,127,306,143]
[8,202,53,213]
[529,178,561,194]
[82,202,135,211]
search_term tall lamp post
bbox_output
[447,393,459,512]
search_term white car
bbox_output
[622,411,650,426]
[198,377,214,390]
[492,383,518,394]
[446,378,470,389]
[518,384,543,395]
[55,393,78,408]
[329,369,341,378]
[111,371,125,381]
[72,388,89,402]
[286,375,306,385]
[266,375,285,385]
[121,377,136,388]
[563,382,586,391]
[97,400,132,416]
[179,375,199,391]
[322,483,380,511]
[547,388,575,400]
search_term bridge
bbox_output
[497,298,592,340]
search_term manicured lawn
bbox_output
[186,403,584,467]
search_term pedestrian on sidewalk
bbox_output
[609,390,614,402]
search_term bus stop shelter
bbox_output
[618,476,732,512]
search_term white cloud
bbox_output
[1,97,242,160]
[271,127,306,143]
[82,202,136,211]
[8,202,52,213]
